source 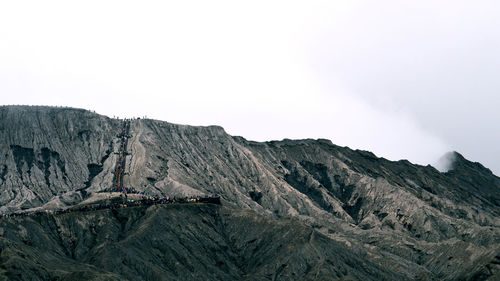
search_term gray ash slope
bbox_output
[0,106,119,212]
[0,204,399,281]
[1,105,500,280]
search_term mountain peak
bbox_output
[433,151,460,172]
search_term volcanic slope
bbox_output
[0,204,402,281]
[0,106,122,213]
[1,105,499,280]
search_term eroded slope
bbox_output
[0,204,403,281]
[0,106,122,212]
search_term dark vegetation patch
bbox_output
[39,147,67,186]
[85,164,103,188]
[82,148,112,189]
[249,191,263,204]
[10,145,35,175]
[147,177,156,184]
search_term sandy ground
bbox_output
[127,120,147,189]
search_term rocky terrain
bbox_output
[0,204,401,281]
[0,105,499,280]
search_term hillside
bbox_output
[0,204,404,281]
[0,105,499,280]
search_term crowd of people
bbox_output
[113,120,130,191]
[0,119,222,221]
[0,194,221,220]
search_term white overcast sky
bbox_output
[1,1,499,175]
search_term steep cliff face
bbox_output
[0,106,120,213]
[1,106,499,280]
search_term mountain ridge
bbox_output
[1,105,499,280]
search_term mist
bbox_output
[0,1,498,174]
[433,152,457,173]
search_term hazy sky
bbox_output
[1,1,499,175]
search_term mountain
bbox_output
[1,105,499,280]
